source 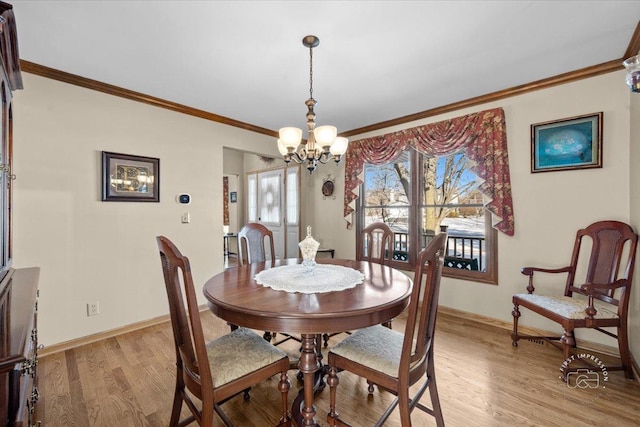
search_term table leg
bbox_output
[298,333,319,426]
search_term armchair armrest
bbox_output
[520,266,573,294]
[579,279,628,319]
[580,279,629,294]
[521,266,573,276]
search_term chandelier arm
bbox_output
[289,150,305,164]
[317,152,332,165]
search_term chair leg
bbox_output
[618,324,635,380]
[278,371,292,426]
[327,366,339,426]
[397,386,412,426]
[427,359,445,427]
[560,329,575,359]
[511,303,521,347]
[169,364,184,427]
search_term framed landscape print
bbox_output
[101,151,159,202]
[531,112,602,173]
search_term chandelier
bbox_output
[623,49,640,93]
[277,35,349,174]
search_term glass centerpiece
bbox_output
[299,225,320,273]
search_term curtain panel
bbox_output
[343,107,515,236]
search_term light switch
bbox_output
[181,213,190,223]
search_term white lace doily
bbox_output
[255,264,365,294]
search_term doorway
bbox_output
[246,166,300,260]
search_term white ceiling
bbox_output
[10,1,640,135]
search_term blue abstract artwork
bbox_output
[532,113,602,172]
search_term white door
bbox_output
[247,167,300,260]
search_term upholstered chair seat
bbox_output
[207,327,289,387]
[513,294,619,320]
[329,325,407,377]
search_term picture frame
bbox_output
[101,151,159,202]
[531,112,602,173]
[229,191,237,203]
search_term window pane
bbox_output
[421,207,487,272]
[419,151,486,272]
[421,152,481,206]
[363,152,411,262]
[363,154,410,209]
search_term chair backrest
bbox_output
[357,222,394,266]
[566,221,638,307]
[237,223,276,265]
[400,232,447,377]
[156,236,212,400]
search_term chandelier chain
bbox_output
[309,44,313,100]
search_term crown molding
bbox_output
[19,59,278,138]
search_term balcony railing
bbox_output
[391,231,485,271]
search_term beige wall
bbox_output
[308,71,637,354]
[12,73,279,346]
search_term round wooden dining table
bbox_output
[203,257,413,427]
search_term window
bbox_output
[359,148,497,284]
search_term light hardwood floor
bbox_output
[35,310,640,426]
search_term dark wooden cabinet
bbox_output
[0,268,40,427]
[0,2,29,426]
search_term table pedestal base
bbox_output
[291,334,328,427]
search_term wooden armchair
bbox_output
[156,236,291,426]
[512,220,638,379]
[327,232,447,427]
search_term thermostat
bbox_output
[177,194,191,204]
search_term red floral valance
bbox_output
[343,107,514,236]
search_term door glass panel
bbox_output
[258,172,280,225]
[247,174,257,222]
[286,169,298,226]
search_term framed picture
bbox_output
[229,191,237,203]
[101,151,159,202]
[531,112,602,173]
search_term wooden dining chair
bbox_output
[512,220,638,379]
[237,223,276,266]
[357,222,395,266]
[323,222,396,347]
[327,232,447,427]
[237,223,298,345]
[156,236,291,427]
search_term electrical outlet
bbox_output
[87,302,99,316]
